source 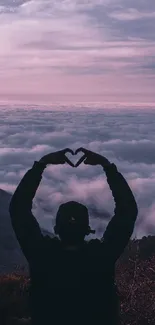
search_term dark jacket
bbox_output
[9,161,138,325]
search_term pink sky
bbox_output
[0,0,155,105]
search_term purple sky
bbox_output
[0,0,155,104]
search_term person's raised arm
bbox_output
[101,162,138,263]
[74,147,138,264]
[9,160,46,262]
[9,149,74,262]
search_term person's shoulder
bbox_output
[87,238,102,249]
[88,238,101,244]
[43,235,61,249]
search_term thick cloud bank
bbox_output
[0,106,155,240]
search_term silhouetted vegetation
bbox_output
[0,235,155,325]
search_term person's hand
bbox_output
[39,148,75,167]
[74,147,111,168]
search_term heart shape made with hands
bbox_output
[65,149,86,167]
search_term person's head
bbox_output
[54,201,95,245]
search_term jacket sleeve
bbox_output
[9,161,46,262]
[101,163,138,264]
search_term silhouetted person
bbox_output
[9,148,138,325]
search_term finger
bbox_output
[65,156,75,167]
[83,158,89,165]
[63,148,74,155]
[74,154,86,167]
[75,147,88,155]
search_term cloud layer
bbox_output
[1,106,155,239]
[0,0,155,103]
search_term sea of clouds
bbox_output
[0,105,155,240]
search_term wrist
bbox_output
[103,162,118,173]
[37,159,47,168]
[100,159,111,168]
[32,161,47,172]
[39,156,47,164]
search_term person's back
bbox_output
[29,236,119,325]
[9,148,138,325]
